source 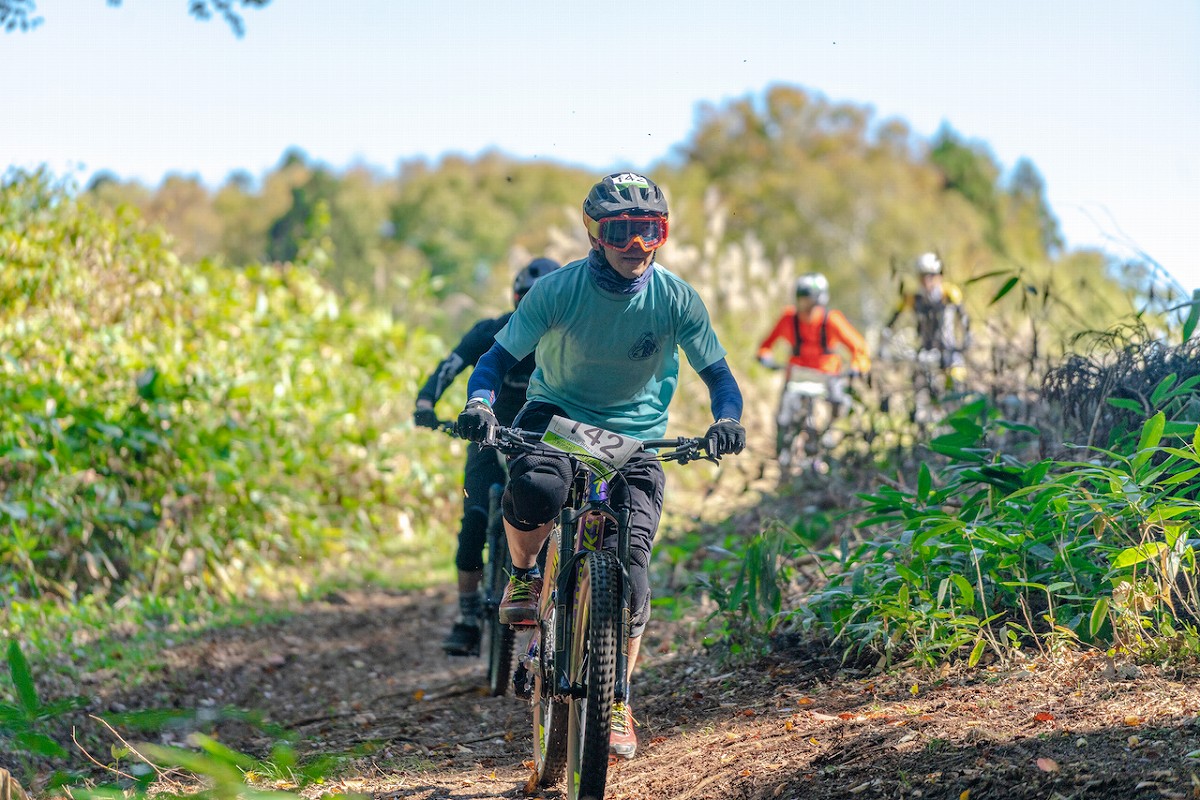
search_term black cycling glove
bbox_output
[413,406,439,429]
[705,418,746,456]
[456,399,497,443]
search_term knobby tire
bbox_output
[567,549,621,800]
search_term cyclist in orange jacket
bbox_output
[757,273,870,463]
[757,273,871,380]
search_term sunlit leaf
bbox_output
[1089,598,1109,637]
[1112,542,1167,569]
[967,638,986,667]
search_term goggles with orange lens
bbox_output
[587,214,669,252]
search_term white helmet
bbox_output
[794,273,830,306]
[915,252,943,276]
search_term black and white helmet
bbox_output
[915,252,943,276]
[583,172,668,224]
[794,273,830,306]
[512,257,560,304]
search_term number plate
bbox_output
[541,416,641,480]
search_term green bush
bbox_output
[799,395,1200,667]
[0,169,464,613]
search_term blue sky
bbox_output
[5,0,1198,291]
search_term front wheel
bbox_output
[566,549,621,800]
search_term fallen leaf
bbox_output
[960,791,970,800]
[1034,712,1056,722]
[910,683,920,696]
[784,720,794,731]
[1124,715,1143,726]
[1036,757,1060,773]
[797,697,814,705]
[413,689,425,701]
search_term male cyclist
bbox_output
[414,257,560,656]
[456,172,745,759]
[756,273,871,463]
[882,251,971,390]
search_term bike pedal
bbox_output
[512,663,533,700]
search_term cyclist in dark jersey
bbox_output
[883,251,971,388]
[414,257,560,656]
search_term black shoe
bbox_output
[442,622,481,656]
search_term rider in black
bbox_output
[882,251,971,389]
[414,257,560,655]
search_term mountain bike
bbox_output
[432,420,515,697]
[878,335,961,438]
[487,418,719,800]
[767,364,853,474]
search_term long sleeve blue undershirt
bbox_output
[467,345,742,423]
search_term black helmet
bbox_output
[582,172,669,229]
[513,257,560,302]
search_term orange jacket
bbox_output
[757,306,871,374]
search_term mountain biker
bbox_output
[882,251,971,389]
[456,172,745,760]
[756,272,871,411]
[413,257,560,656]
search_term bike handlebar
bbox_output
[483,426,719,466]
[762,362,861,379]
[428,419,459,436]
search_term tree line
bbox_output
[82,84,1179,348]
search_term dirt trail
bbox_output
[63,586,1200,800]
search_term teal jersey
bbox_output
[495,258,726,439]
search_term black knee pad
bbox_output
[503,453,572,531]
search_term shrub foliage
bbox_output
[0,170,463,608]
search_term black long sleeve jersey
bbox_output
[416,312,535,426]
